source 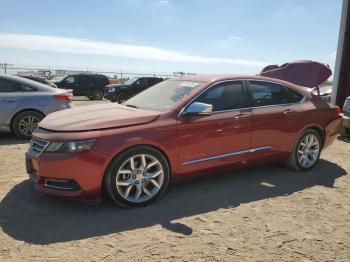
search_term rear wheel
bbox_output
[104,146,170,207]
[287,129,322,171]
[12,111,44,139]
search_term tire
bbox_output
[90,89,104,100]
[104,146,170,207]
[12,111,44,139]
[286,129,322,171]
[116,92,130,104]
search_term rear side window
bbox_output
[194,81,245,111]
[249,81,302,107]
[19,85,37,91]
[284,87,304,103]
[0,79,18,92]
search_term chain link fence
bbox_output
[0,65,176,81]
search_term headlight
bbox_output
[45,140,96,153]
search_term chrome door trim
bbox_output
[182,146,272,165]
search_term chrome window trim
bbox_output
[182,146,272,165]
[178,79,307,118]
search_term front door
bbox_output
[177,80,251,173]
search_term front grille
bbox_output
[30,137,49,154]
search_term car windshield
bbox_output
[124,78,138,85]
[125,80,204,111]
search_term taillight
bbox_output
[335,106,341,117]
[54,93,73,101]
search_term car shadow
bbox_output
[0,160,346,245]
[0,133,29,145]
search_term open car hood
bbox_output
[39,103,160,132]
[259,60,332,88]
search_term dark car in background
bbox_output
[57,74,109,100]
[104,77,163,103]
[0,75,73,139]
[20,75,57,88]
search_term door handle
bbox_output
[234,113,249,119]
[283,109,296,114]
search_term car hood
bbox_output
[39,103,160,132]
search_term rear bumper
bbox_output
[25,147,108,200]
[324,117,343,148]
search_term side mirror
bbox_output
[183,102,213,115]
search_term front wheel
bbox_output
[90,89,104,100]
[287,129,322,171]
[104,146,170,207]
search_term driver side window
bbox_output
[134,78,147,88]
[193,81,245,111]
[64,76,75,84]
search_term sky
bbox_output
[0,0,343,75]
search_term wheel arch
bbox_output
[304,125,325,146]
[10,108,45,131]
[101,143,172,199]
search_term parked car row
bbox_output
[22,73,164,102]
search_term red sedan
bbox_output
[25,75,342,207]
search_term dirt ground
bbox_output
[0,98,350,261]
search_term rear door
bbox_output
[177,80,252,173]
[0,79,24,124]
[247,80,305,157]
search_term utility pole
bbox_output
[0,63,13,74]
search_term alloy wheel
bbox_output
[297,134,320,168]
[18,115,40,136]
[115,154,164,203]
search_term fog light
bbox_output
[44,178,80,191]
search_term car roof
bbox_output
[171,74,310,95]
[0,74,56,91]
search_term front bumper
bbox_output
[104,90,116,101]
[25,146,108,200]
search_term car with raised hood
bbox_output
[104,77,163,103]
[25,74,342,207]
[0,75,73,139]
